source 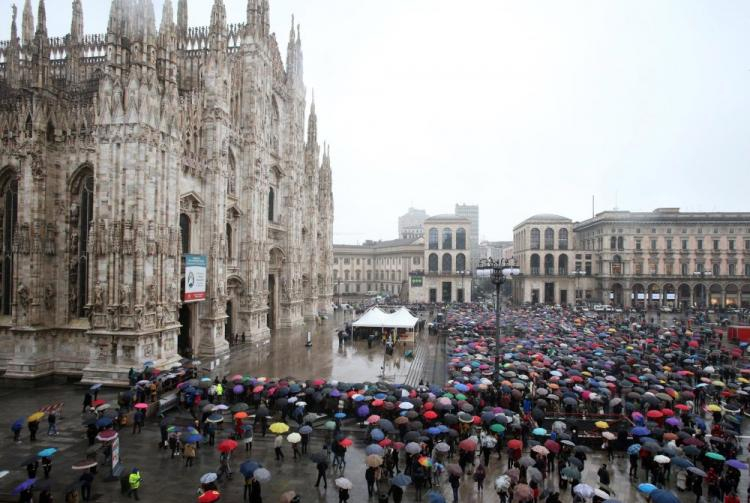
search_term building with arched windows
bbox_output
[0,0,334,383]
[513,209,750,309]
[409,215,472,303]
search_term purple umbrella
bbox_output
[12,479,36,495]
[726,459,748,470]
[665,417,681,427]
[330,389,341,398]
[233,384,244,394]
[357,405,370,418]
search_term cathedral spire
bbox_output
[6,4,20,86]
[35,0,48,40]
[22,0,33,47]
[107,0,123,36]
[176,0,187,39]
[160,0,174,36]
[209,0,227,36]
[246,0,259,37]
[71,0,84,44]
[307,90,317,146]
[261,0,270,37]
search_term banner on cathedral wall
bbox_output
[184,254,207,302]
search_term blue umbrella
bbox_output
[370,429,385,441]
[12,418,24,430]
[631,426,650,436]
[90,383,102,391]
[96,418,113,428]
[392,473,412,488]
[532,427,547,436]
[184,434,202,443]
[649,489,680,503]
[299,425,313,435]
[427,490,446,503]
[454,383,468,392]
[637,483,657,494]
[671,457,693,469]
[365,444,385,456]
[240,460,262,477]
[37,448,57,458]
[143,360,155,367]
[12,479,36,495]
[334,412,346,420]
[200,472,218,484]
[427,427,442,436]
[627,444,642,455]
[357,405,370,417]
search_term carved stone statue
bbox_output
[16,283,30,314]
[69,229,79,255]
[93,281,104,311]
[145,284,156,311]
[44,223,56,256]
[123,221,133,255]
[44,283,56,311]
[69,289,78,316]
[120,283,132,309]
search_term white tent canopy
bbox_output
[352,306,418,330]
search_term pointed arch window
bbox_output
[180,213,191,255]
[70,171,94,317]
[268,187,275,222]
[1,175,18,315]
[226,223,233,259]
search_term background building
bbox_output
[455,203,479,269]
[0,0,334,383]
[479,240,513,261]
[513,209,750,309]
[333,238,423,300]
[398,207,428,240]
[409,215,472,303]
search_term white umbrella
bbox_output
[287,433,302,444]
[654,455,671,464]
[335,477,353,490]
[200,473,217,484]
[253,468,271,483]
[495,475,511,491]
[573,483,594,499]
[399,402,414,410]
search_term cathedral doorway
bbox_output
[178,303,194,358]
[225,300,234,342]
[267,274,277,330]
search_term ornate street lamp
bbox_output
[476,258,520,380]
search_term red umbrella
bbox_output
[378,439,393,447]
[508,439,523,450]
[646,410,663,419]
[133,403,148,410]
[423,411,438,420]
[91,399,105,407]
[252,385,264,393]
[217,439,237,453]
[661,408,674,417]
[458,438,477,452]
[544,439,561,454]
[312,379,326,387]
[339,438,353,448]
[675,404,690,411]
[393,442,405,450]
[198,490,221,503]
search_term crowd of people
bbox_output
[4,303,750,502]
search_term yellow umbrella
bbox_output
[27,412,45,422]
[738,377,749,384]
[711,380,725,387]
[707,404,722,412]
[595,421,609,429]
[269,422,290,434]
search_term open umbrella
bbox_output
[392,473,412,488]
[335,477,353,490]
[240,461,262,477]
[12,479,36,496]
[217,439,237,453]
[638,483,657,494]
[200,472,218,484]
[366,454,383,467]
[446,463,462,476]
[37,448,57,458]
[269,422,290,434]
[287,433,301,444]
[71,460,97,470]
[514,483,533,502]
[649,489,680,503]
[574,484,594,499]
[253,467,271,483]
[96,430,118,442]
[198,490,221,503]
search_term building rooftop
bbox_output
[334,237,423,250]
[515,214,572,228]
[425,214,471,223]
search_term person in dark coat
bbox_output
[315,460,328,489]
[28,420,39,442]
[597,464,610,486]
[80,470,94,501]
[247,477,262,503]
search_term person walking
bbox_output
[338,487,350,503]
[315,459,328,489]
[79,470,94,501]
[274,433,285,461]
[128,468,142,500]
[47,411,58,436]
[132,410,144,434]
[168,434,181,459]
[243,425,253,452]
[474,463,486,493]
[28,419,39,441]
[292,439,301,460]
[246,475,262,503]
[598,464,611,486]
[82,392,93,413]
[183,441,196,467]
[41,456,52,479]
[11,420,22,443]
[389,483,404,503]
[449,471,461,503]
[365,466,377,497]
[217,452,232,481]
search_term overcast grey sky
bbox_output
[3,1,749,244]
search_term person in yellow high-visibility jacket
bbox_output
[215,382,224,403]
[128,468,142,500]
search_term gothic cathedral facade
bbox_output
[0,0,334,383]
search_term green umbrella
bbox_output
[324,421,336,431]
[706,452,726,461]
[490,424,506,434]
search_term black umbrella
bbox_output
[19,455,39,467]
